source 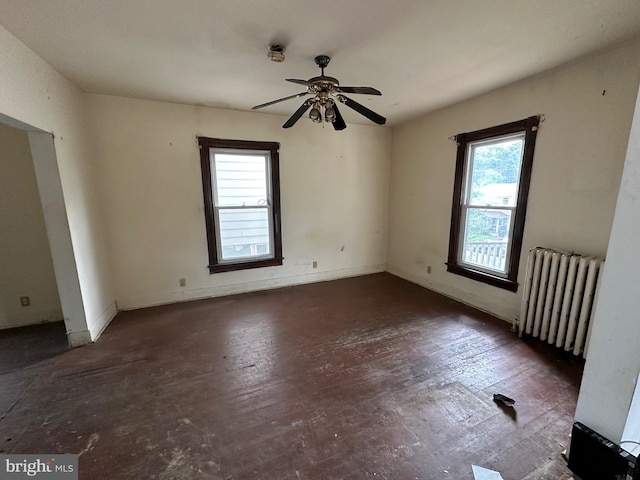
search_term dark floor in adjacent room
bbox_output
[0,273,583,479]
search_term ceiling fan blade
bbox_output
[286,78,313,87]
[252,91,308,110]
[283,100,312,128]
[339,95,386,125]
[337,86,382,95]
[332,104,347,131]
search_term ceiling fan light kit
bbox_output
[252,55,386,130]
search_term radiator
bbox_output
[518,247,605,358]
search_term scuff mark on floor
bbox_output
[0,378,35,424]
[158,448,207,480]
[78,433,99,456]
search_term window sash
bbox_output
[210,150,274,264]
[213,205,274,263]
[458,132,525,277]
[458,205,516,277]
[464,132,525,207]
[211,150,271,207]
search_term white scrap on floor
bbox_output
[472,465,504,480]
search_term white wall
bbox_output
[0,123,62,328]
[575,79,640,445]
[387,39,640,321]
[87,95,391,309]
[0,25,116,344]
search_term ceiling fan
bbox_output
[252,55,386,130]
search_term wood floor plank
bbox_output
[0,273,583,479]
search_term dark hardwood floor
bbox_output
[0,273,582,479]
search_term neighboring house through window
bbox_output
[447,116,540,291]
[198,137,283,273]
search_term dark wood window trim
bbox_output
[198,137,283,274]
[447,116,540,291]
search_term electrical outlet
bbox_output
[312,261,318,269]
[427,265,432,274]
[179,278,186,287]
[20,296,30,307]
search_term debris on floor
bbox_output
[493,393,516,407]
[472,465,505,480]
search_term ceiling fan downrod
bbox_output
[314,55,331,76]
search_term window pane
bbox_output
[467,134,524,207]
[214,154,267,207]
[218,207,271,260]
[462,208,512,272]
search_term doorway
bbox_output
[0,122,63,331]
[0,113,87,348]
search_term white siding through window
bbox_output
[211,152,272,261]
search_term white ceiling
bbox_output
[1,0,640,126]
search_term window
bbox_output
[447,116,540,291]
[198,137,283,274]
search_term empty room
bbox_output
[1,1,640,479]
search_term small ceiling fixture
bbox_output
[267,45,286,62]
[252,55,386,130]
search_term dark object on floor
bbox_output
[493,393,516,407]
[568,421,638,480]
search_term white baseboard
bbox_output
[386,263,515,323]
[64,302,117,346]
[117,264,386,311]
[0,308,63,330]
[87,301,118,341]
